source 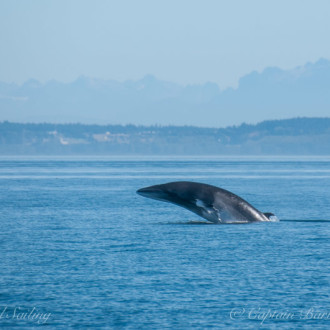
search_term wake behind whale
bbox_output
[137,181,279,224]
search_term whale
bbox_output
[137,181,277,224]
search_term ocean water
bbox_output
[0,156,329,329]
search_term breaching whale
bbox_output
[137,181,277,223]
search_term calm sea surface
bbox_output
[0,156,329,328]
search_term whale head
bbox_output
[137,182,198,208]
[137,182,220,223]
[137,184,174,202]
[137,182,212,220]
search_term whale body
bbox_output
[137,181,277,224]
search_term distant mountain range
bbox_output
[1,117,330,155]
[0,59,330,127]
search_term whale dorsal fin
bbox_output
[263,212,274,219]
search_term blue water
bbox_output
[0,156,329,328]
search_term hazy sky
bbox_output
[1,0,330,89]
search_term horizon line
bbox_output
[1,116,330,130]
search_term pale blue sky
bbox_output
[1,0,330,88]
